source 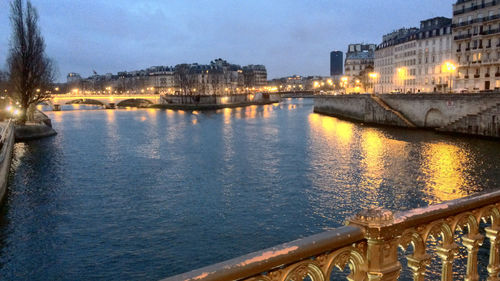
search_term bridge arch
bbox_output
[116,98,153,107]
[424,108,445,128]
[38,100,56,110]
[65,99,105,106]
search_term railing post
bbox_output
[348,208,401,281]
[462,234,484,281]
[436,244,458,281]
[485,227,500,281]
[406,255,430,281]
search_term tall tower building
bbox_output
[330,51,343,76]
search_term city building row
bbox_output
[452,0,500,91]
[65,59,267,95]
[331,0,500,93]
[374,17,453,93]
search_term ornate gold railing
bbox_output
[162,190,500,281]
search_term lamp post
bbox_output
[341,76,348,94]
[368,72,379,94]
[397,68,407,93]
[442,61,457,93]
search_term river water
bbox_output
[0,98,499,280]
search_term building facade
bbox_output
[243,65,267,87]
[344,44,376,79]
[65,59,267,95]
[330,51,343,77]
[375,17,453,93]
[67,73,82,84]
[453,0,500,91]
[417,18,453,93]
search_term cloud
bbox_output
[0,0,454,81]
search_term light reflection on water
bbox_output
[1,99,499,280]
[421,142,470,203]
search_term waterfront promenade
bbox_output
[0,120,14,203]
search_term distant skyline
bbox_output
[0,0,454,82]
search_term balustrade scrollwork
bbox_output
[162,192,500,281]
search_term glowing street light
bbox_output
[442,61,457,93]
[397,67,408,93]
[368,72,379,94]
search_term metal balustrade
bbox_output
[163,190,500,281]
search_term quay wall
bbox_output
[313,94,408,127]
[161,93,280,105]
[378,93,500,128]
[0,122,15,203]
[314,93,500,137]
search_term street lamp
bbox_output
[368,72,379,94]
[442,61,457,93]
[341,76,348,93]
[397,67,407,93]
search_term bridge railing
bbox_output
[162,190,500,281]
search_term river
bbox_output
[0,98,499,280]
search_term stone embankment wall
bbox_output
[377,93,500,128]
[438,103,500,137]
[314,93,500,137]
[313,94,408,127]
[15,110,57,142]
[0,122,15,203]
[161,93,280,105]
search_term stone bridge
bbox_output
[46,95,160,110]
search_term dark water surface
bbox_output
[0,99,499,280]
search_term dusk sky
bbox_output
[0,0,454,82]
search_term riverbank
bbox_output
[14,110,57,142]
[158,93,281,110]
[314,93,500,138]
[151,99,279,110]
[0,121,15,204]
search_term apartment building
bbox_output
[375,17,452,93]
[453,0,500,91]
[344,44,376,79]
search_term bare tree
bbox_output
[7,0,55,123]
[0,70,8,92]
[174,64,191,95]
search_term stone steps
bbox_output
[438,103,500,137]
[370,95,417,127]
[442,102,500,129]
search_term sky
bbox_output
[0,0,455,82]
